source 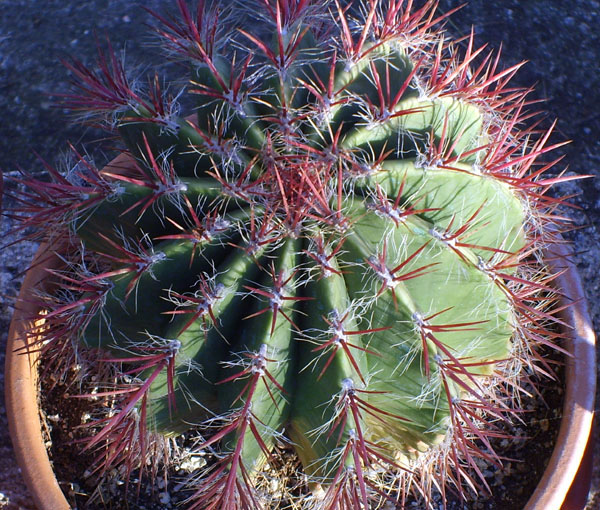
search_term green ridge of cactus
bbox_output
[9,1,571,508]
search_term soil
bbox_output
[39,351,565,510]
[432,370,565,510]
[1,1,599,510]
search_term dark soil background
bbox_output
[0,1,598,509]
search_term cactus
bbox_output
[8,0,574,508]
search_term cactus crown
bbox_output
[9,0,572,508]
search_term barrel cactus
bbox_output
[10,0,572,508]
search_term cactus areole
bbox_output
[10,0,576,508]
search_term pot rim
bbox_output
[523,241,596,509]
[5,244,71,510]
[5,232,596,510]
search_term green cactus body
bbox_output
[12,1,569,508]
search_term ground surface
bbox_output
[0,1,598,509]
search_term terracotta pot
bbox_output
[5,196,596,509]
[523,241,596,510]
[4,152,135,510]
[5,243,69,510]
